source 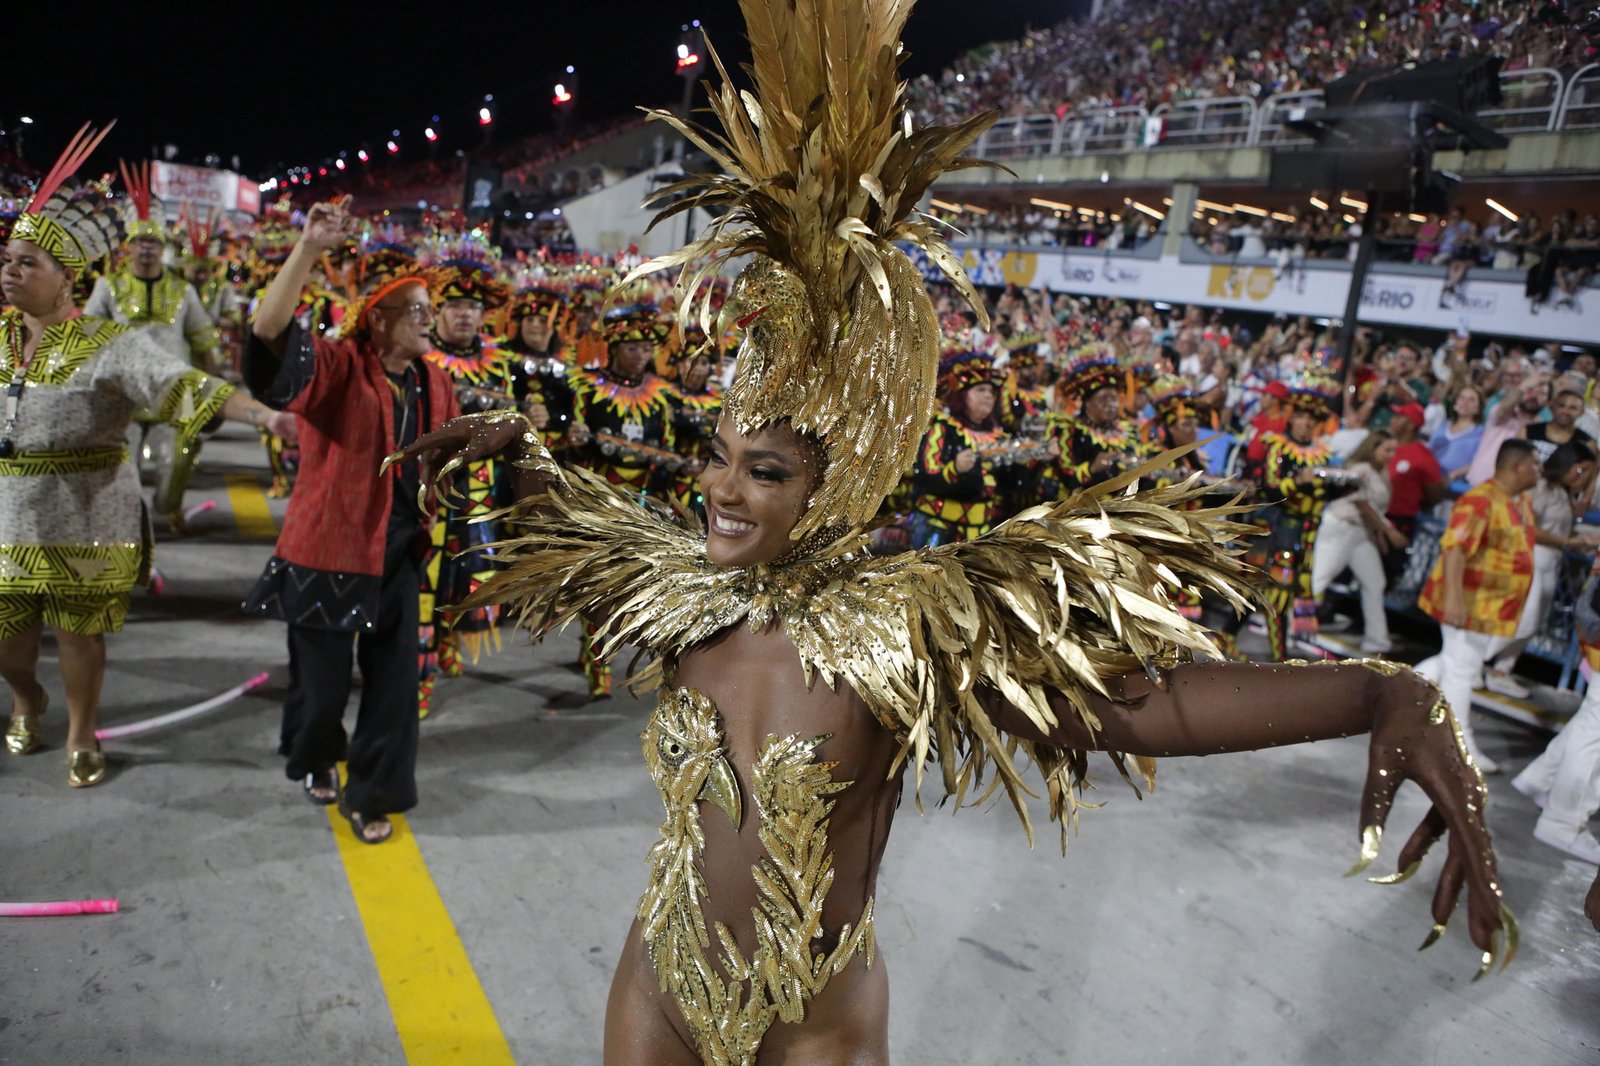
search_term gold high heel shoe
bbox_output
[5,691,47,756]
[67,745,106,788]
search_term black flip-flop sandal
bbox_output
[303,768,339,806]
[338,796,393,844]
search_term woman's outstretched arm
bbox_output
[988,659,1510,969]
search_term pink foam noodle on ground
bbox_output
[0,899,120,916]
[95,672,272,741]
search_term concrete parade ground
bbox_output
[2,426,1597,1066]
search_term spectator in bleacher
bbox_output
[1385,403,1446,555]
[1440,219,1482,305]
[1312,431,1405,655]
[1468,375,1550,484]
[1526,388,1596,463]
[1414,438,1543,774]
[1553,212,1599,311]
[1412,214,1443,263]
[1483,440,1599,698]
[1428,384,1487,486]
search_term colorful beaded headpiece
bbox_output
[939,351,1005,396]
[1284,368,1342,417]
[1147,374,1196,423]
[602,302,671,346]
[1057,345,1125,399]
[11,123,121,271]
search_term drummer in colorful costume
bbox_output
[555,301,679,697]
[416,255,516,714]
[1047,344,1154,494]
[1256,368,1341,661]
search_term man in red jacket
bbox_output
[243,196,460,844]
[1385,402,1445,568]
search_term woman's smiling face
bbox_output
[699,418,819,568]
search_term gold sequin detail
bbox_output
[468,456,1260,850]
[637,688,874,1064]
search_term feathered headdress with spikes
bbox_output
[618,0,1000,539]
[117,159,166,241]
[180,204,219,264]
[11,123,121,271]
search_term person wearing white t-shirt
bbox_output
[1312,431,1405,653]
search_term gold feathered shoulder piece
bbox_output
[464,451,1258,848]
[617,0,1002,538]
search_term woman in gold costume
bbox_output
[390,3,1514,1061]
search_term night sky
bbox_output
[3,0,1085,179]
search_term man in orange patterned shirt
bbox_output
[1414,439,1540,773]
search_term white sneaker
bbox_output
[1532,819,1600,865]
[1484,672,1531,699]
[1359,638,1393,655]
[1511,772,1550,809]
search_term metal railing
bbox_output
[1558,63,1600,131]
[1150,96,1257,149]
[1479,67,1562,133]
[966,69,1593,160]
[1066,104,1151,154]
[975,114,1064,159]
[1249,90,1325,146]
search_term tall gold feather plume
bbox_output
[618,0,1001,538]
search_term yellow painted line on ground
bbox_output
[223,472,279,539]
[326,780,516,1064]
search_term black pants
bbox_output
[279,529,421,816]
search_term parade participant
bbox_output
[1482,441,1598,698]
[416,254,516,711]
[1311,430,1405,656]
[179,208,243,369]
[1414,439,1541,774]
[84,161,225,531]
[242,194,460,844]
[502,282,575,450]
[1143,373,1248,656]
[666,328,721,517]
[1142,373,1206,476]
[558,301,678,697]
[1,126,288,786]
[1047,345,1152,493]
[1000,339,1052,433]
[394,5,1513,1059]
[1256,369,1340,661]
[908,351,1005,546]
[1514,551,1600,864]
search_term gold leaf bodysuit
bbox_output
[638,687,875,1065]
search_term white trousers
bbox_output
[1414,624,1494,761]
[1486,545,1559,671]
[1513,681,1600,833]
[1310,518,1390,645]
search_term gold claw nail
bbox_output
[1471,932,1498,983]
[1498,902,1519,971]
[1369,859,1421,886]
[379,451,402,477]
[1344,825,1382,877]
[1418,923,1448,951]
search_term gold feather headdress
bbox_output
[619,0,1000,539]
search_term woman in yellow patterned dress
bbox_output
[1,127,289,786]
[389,4,1514,1059]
